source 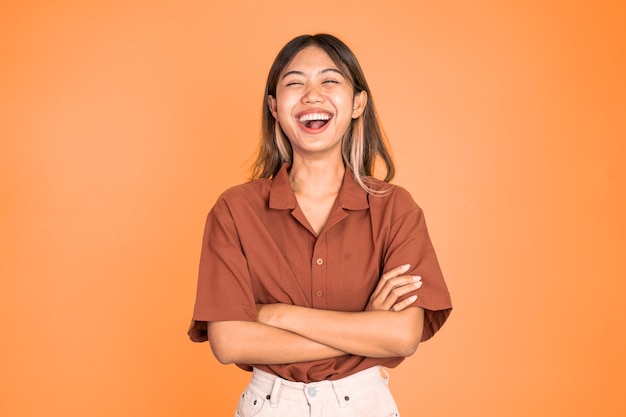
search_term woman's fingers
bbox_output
[391,295,418,312]
[371,264,411,299]
[379,264,411,284]
[378,275,422,301]
[367,271,422,311]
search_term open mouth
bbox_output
[297,112,332,130]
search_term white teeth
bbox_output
[298,113,331,122]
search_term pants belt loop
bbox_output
[331,380,349,408]
[380,366,390,385]
[269,375,282,408]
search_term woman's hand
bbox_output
[365,264,422,312]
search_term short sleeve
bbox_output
[383,189,452,342]
[188,197,258,342]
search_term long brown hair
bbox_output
[251,34,395,192]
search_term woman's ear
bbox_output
[267,95,278,119]
[351,90,368,119]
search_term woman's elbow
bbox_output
[401,338,421,357]
[394,308,424,357]
[207,322,240,364]
[394,329,421,357]
[210,340,235,364]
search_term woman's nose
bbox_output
[302,84,324,104]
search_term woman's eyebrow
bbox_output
[320,68,343,76]
[281,68,343,79]
[282,70,305,79]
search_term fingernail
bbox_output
[408,295,418,303]
[414,281,422,288]
[402,264,411,271]
[412,275,421,281]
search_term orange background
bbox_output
[1,1,624,416]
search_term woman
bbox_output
[189,33,452,417]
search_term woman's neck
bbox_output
[288,155,345,197]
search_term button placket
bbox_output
[311,236,328,308]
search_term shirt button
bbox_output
[308,387,317,397]
[316,290,324,297]
[316,258,323,265]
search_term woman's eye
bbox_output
[285,81,303,87]
[323,79,339,84]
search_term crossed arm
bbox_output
[207,264,425,365]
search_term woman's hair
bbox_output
[250,33,395,193]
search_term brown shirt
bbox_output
[189,164,452,382]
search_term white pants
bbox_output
[234,366,400,417]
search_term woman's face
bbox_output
[268,46,367,161]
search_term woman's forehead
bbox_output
[283,47,336,71]
[280,46,350,80]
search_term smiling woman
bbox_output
[267,47,367,160]
[188,33,452,417]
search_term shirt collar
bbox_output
[269,163,369,210]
